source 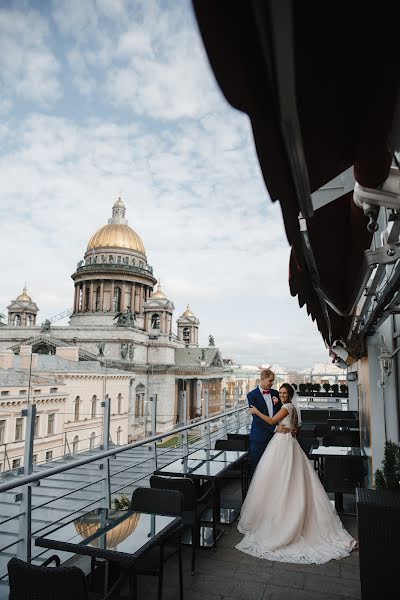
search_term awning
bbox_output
[193,1,400,347]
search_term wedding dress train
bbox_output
[236,403,357,564]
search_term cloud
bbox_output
[0,7,61,105]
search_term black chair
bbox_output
[298,436,318,457]
[323,456,365,513]
[227,433,250,450]
[8,555,119,600]
[130,487,183,600]
[323,432,360,447]
[150,474,214,575]
[214,438,249,500]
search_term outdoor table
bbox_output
[309,446,367,511]
[330,426,360,432]
[155,453,244,545]
[36,507,181,597]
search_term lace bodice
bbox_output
[279,402,296,430]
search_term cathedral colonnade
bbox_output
[73,281,153,314]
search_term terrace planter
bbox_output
[356,488,400,599]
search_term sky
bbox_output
[0,0,328,370]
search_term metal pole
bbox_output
[150,395,158,470]
[235,386,240,430]
[204,389,211,448]
[100,396,111,509]
[181,391,188,456]
[16,403,36,561]
[222,388,227,438]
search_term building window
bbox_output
[0,420,5,444]
[139,261,143,268]
[13,314,21,326]
[74,396,80,421]
[95,286,101,311]
[91,395,97,418]
[50,387,58,393]
[123,256,129,264]
[47,413,55,435]
[117,255,121,263]
[116,426,122,445]
[183,327,190,343]
[45,451,53,462]
[135,393,144,418]
[131,258,135,265]
[27,315,34,326]
[1,391,9,396]
[89,432,96,450]
[109,255,114,262]
[19,390,27,395]
[101,255,106,263]
[72,436,79,454]
[15,418,23,441]
[32,454,37,465]
[12,458,21,469]
[117,393,122,414]
[34,389,41,394]
[113,286,121,312]
[34,416,40,437]
[151,313,160,329]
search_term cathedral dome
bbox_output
[151,284,167,300]
[16,286,32,303]
[87,224,146,254]
[86,197,146,255]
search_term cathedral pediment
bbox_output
[7,336,97,361]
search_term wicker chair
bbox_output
[214,438,249,499]
[130,487,183,600]
[150,474,214,575]
[8,555,116,600]
[322,456,365,512]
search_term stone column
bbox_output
[100,281,104,312]
[138,285,143,313]
[161,312,166,334]
[190,327,194,344]
[134,288,140,313]
[74,285,79,313]
[90,282,94,312]
[82,283,87,312]
[110,281,115,312]
[130,284,135,312]
[121,283,126,312]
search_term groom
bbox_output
[248,368,282,474]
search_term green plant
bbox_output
[299,383,306,394]
[374,441,400,490]
[313,383,321,392]
[113,494,131,510]
[340,384,348,394]
[323,383,331,393]
[290,383,298,390]
[331,383,339,394]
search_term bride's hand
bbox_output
[249,405,259,415]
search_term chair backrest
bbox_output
[150,475,197,511]
[323,457,365,493]
[215,439,247,451]
[8,557,88,600]
[130,486,182,516]
[300,409,329,423]
[227,433,250,450]
[323,432,360,447]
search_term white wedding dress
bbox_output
[236,403,357,564]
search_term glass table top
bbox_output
[36,508,178,559]
[157,457,230,477]
[309,446,365,457]
[189,449,247,462]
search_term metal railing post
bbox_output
[204,390,211,448]
[222,388,228,438]
[100,396,111,509]
[181,391,188,456]
[16,403,36,561]
[235,386,240,430]
[150,395,158,471]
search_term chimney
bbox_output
[0,350,14,370]
[20,345,33,369]
[56,346,79,362]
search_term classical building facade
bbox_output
[0,198,226,440]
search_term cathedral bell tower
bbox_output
[177,305,199,347]
[143,284,175,336]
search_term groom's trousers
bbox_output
[249,432,274,475]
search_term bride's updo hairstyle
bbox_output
[279,383,295,401]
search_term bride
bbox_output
[236,383,357,564]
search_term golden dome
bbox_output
[182,305,195,317]
[16,286,32,303]
[151,284,167,300]
[87,224,146,255]
[113,197,125,209]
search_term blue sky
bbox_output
[0,0,328,369]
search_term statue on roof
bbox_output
[120,342,129,359]
[113,307,137,328]
[40,319,51,333]
[97,341,105,356]
[0,313,5,326]
[208,334,215,347]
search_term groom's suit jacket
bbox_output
[248,387,282,443]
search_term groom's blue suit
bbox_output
[248,387,282,473]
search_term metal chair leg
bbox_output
[178,533,183,600]
[158,545,164,600]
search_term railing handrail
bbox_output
[0,405,247,493]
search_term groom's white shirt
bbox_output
[258,385,273,416]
